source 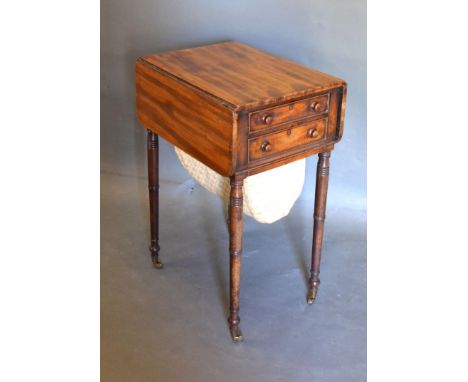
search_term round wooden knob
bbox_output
[307,128,319,138]
[260,141,271,152]
[310,102,324,112]
[262,114,273,125]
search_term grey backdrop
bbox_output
[101,1,366,381]
[101,0,366,207]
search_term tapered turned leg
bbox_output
[228,174,245,341]
[147,130,163,269]
[308,151,331,304]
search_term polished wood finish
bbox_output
[136,60,234,176]
[249,94,329,132]
[228,174,246,341]
[238,87,344,176]
[246,142,335,177]
[135,41,347,341]
[147,131,163,269]
[248,118,327,162]
[307,151,331,304]
[140,41,344,110]
[136,41,347,177]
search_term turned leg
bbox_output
[147,130,163,269]
[228,174,245,341]
[308,151,331,304]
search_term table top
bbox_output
[136,41,346,177]
[139,41,345,110]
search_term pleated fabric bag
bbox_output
[175,146,305,224]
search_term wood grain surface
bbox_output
[248,118,327,162]
[136,59,235,176]
[136,41,347,176]
[249,94,329,132]
[140,41,345,110]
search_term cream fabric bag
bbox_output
[175,147,306,224]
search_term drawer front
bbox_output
[249,94,329,132]
[248,118,327,162]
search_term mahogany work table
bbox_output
[135,41,347,342]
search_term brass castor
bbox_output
[150,245,163,269]
[151,256,164,269]
[229,325,243,342]
[307,288,318,304]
